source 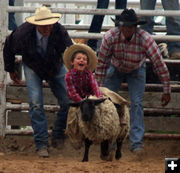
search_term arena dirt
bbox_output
[0,135,179,173]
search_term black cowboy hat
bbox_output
[111,8,146,26]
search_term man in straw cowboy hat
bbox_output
[95,8,171,159]
[3,6,73,157]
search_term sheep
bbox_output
[65,87,130,162]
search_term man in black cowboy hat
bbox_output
[3,6,73,157]
[95,9,171,159]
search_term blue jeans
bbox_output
[9,0,17,30]
[104,63,146,152]
[23,64,69,150]
[87,0,127,50]
[140,0,180,54]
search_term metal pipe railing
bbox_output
[69,32,180,42]
[24,0,161,8]
[63,24,166,32]
[7,6,180,17]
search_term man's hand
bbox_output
[9,71,21,84]
[161,93,171,107]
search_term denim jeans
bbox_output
[9,0,17,30]
[140,0,180,54]
[87,0,127,50]
[104,63,146,151]
[23,64,69,150]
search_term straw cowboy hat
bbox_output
[25,6,62,25]
[63,44,98,72]
[111,8,146,26]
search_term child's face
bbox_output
[71,53,88,71]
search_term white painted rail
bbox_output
[0,1,8,136]
[7,6,180,17]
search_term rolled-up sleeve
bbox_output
[95,32,112,86]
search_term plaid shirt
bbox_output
[95,27,170,94]
[65,69,102,102]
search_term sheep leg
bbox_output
[115,139,122,160]
[82,138,92,162]
[100,140,112,161]
[101,140,109,156]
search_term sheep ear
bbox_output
[93,98,106,105]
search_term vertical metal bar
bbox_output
[0,0,8,136]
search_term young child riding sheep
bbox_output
[63,44,102,102]
[63,44,130,162]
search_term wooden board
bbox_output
[119,91,180,109]
[7,111,180,132]
[6,86,57,105]
[7,86,180,109]
[144,116,180,132]
[7,111,56,128]
[6,85,180,132]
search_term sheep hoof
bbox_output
[100,151,115,161]
[100,154,108,161]
[115,151,122,160]
[82,159,88,162]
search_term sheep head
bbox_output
[69,97,106,122]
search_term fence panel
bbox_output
[1,1,180,137]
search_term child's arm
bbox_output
[65,74,82,102]
[89,72,102,98]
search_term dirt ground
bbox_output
[0,136,180,173]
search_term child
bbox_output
[63,44,102,102]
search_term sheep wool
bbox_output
[78,98,121,144]
[100,87,130,142]
[117,104,130,141]
[65,107,84,149]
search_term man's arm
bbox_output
[3,34,16,73]
[58,24,73,50]
[3,23,25,84]
[95,32,112,86]
[143,33,171,106]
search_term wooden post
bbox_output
[0,0,8,136]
